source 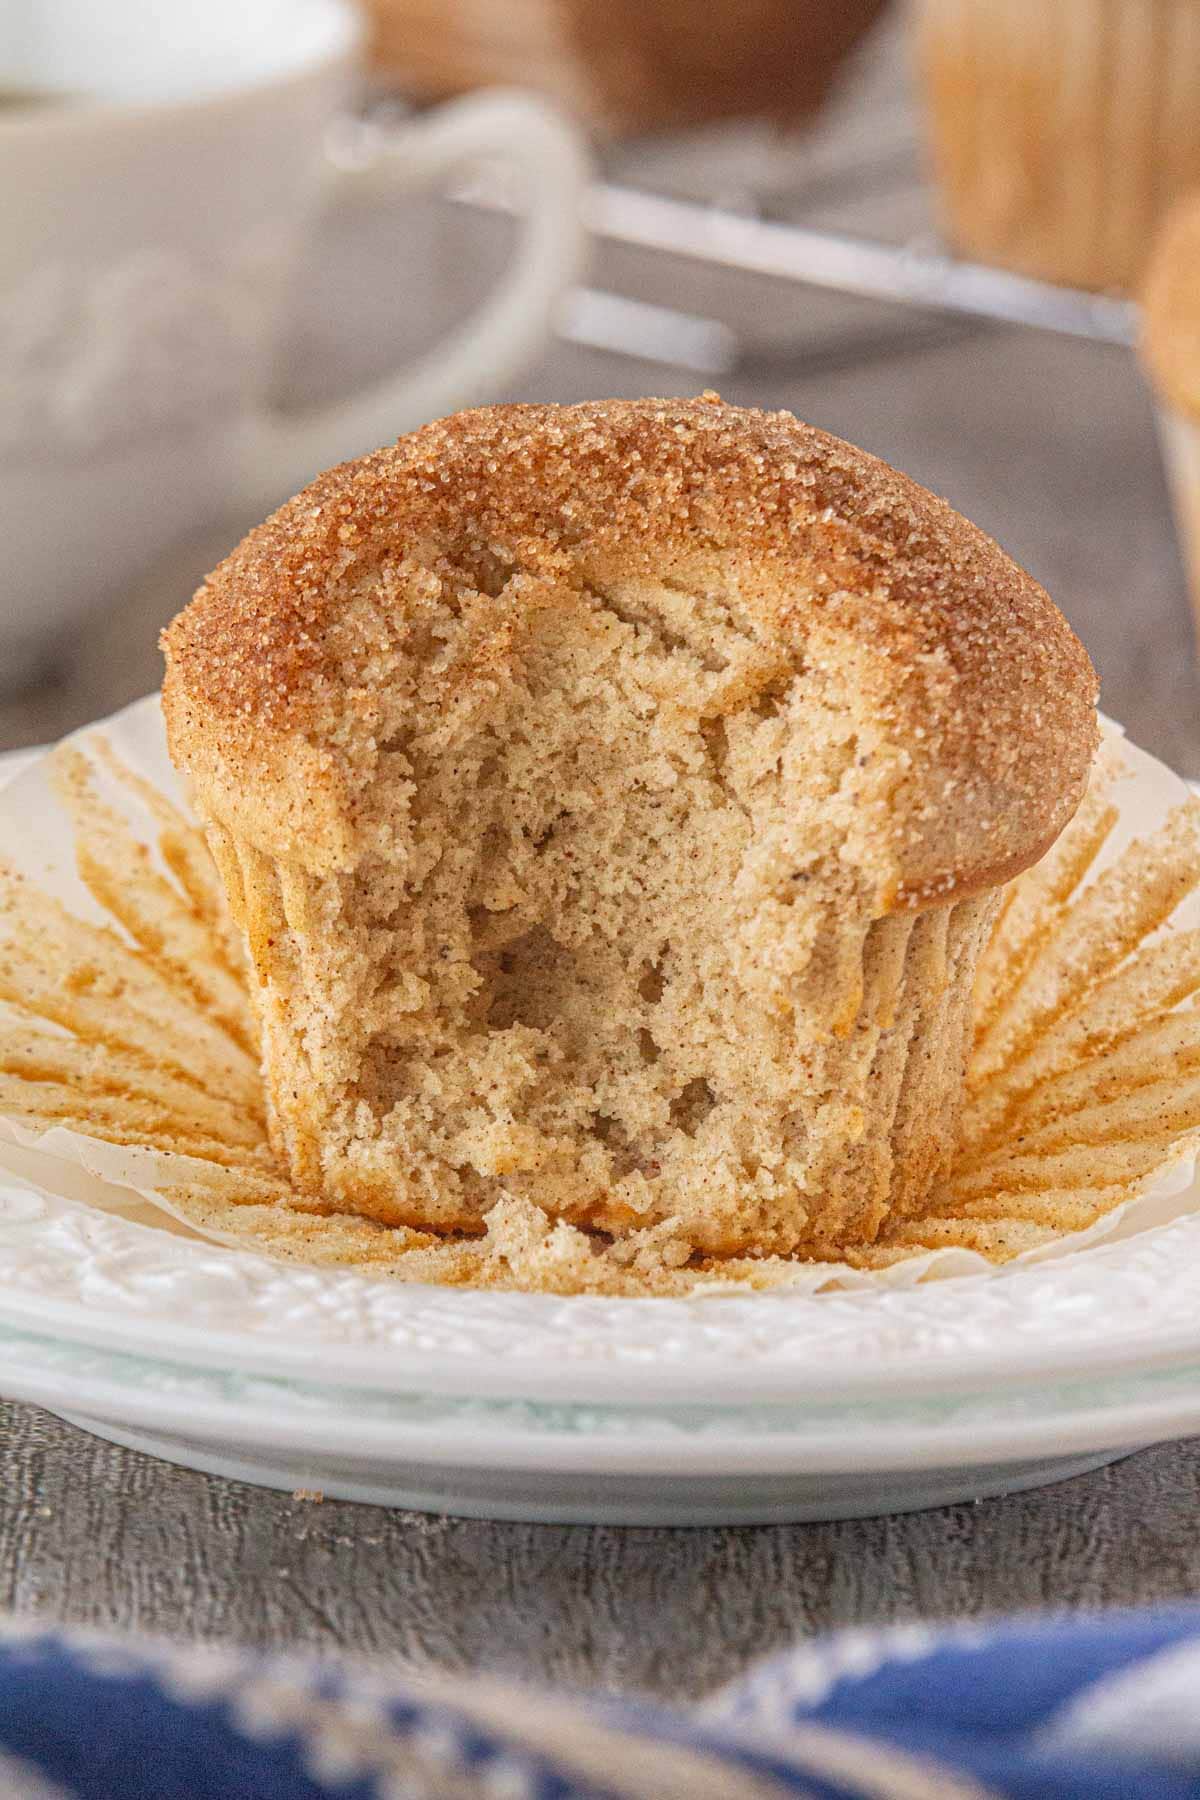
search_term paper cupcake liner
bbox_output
[0,695,1198,1298]
[915,0,1200,291]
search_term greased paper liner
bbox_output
[0,695,1199,1297]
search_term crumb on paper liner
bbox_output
[0,708,1199,1297]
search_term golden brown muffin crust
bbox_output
[1142,194,1200,418]
[162,395,1097,906]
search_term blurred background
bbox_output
[4,0,1199,771]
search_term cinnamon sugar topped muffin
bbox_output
[162,396,1097,1260]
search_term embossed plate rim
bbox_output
[4,1173,1200,1404]
[0,1315,1196,1474]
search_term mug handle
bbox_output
[240,90,590,510]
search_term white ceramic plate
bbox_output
[5,1166,1200,1410]
[1,712,1200,1521]
[4,1311,1198,1522]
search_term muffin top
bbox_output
[162,395,1097,907]
[1143,195,1200,417]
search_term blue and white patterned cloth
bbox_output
[1,1606,1198,1797]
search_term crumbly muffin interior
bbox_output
[224,551,994,1259]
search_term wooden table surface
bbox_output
[3,30,1199,1697]
[3,1406,1199,1698]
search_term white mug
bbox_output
[0,0,590,673]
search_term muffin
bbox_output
[915,0,1200,293]
[162,397,1097,1260]
[1143,192,1200,651]
[363,0,886,138]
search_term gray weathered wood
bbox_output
[2,1404,1198,1696]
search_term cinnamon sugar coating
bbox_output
[162,397,1097,1256]
[164,396,1096,902]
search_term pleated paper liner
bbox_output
[0,696,1199,1298]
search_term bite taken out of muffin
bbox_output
[161,396,1098,1265]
